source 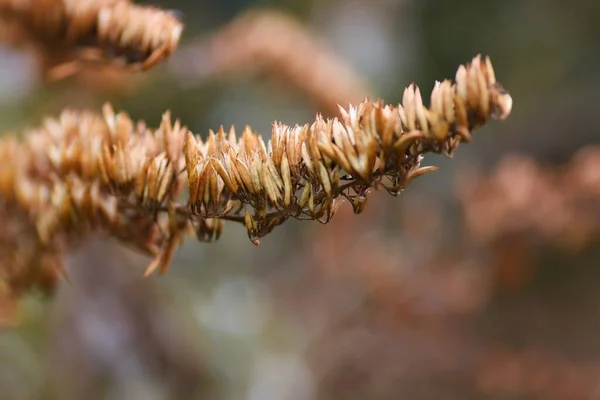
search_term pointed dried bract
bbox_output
[0,0,184,75]
[0,55,512,305]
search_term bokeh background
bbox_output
[1,0,600,399]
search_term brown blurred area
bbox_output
[1,0,600,399]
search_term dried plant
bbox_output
[0,0,183,79]
[170,8,372,116]
[0,55,512,311]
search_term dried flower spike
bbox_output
[0,55,512,306]
[0,0,184,74]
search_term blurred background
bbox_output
[1,0,600,399]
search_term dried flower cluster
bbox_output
[459,146,600,251]
[170,9,371,116]
[0,0,183,78]
[0,55,512,305]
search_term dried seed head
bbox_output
[0,0,184,72]
[0,55,512,301]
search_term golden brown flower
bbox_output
[0,0,184,76]
[0,55,512,303]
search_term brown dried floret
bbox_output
[0,55,512,302]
